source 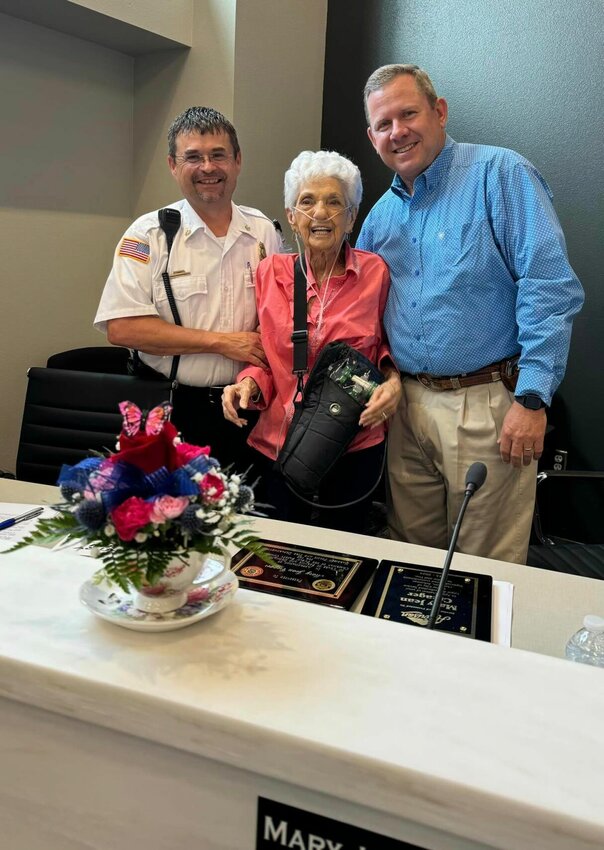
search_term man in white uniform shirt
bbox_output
[95,107,282,470]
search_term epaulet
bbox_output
[124,209,164,240]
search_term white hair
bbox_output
[284,150,362,210]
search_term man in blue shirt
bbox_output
[357,64,583,563]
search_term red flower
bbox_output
[200,472,226,502]
[175,442,211,466]
[111,497,153,541]
[111,421,180,473]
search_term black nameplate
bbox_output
[256,798,428,849]
[231,540,377,610]
[361,560,492,641]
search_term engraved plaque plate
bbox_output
[231,540,378,610]
[361,560,492,641]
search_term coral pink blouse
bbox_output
[238,245,392,461]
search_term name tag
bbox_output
[257,799,427,849]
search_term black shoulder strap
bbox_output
[291,255,308,399]
[157,208,182,384]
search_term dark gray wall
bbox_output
[322,0,603,486]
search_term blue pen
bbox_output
[0,507,43,530]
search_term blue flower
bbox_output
[234,485,254,513]
[75,499,106,531]
[179,504,207,535]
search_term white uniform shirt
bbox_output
[94,199,282,386]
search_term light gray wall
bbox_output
[0,0,327,475]
[0,14,133,215]
[322,0,603,472]
[133,0,328,222]
[0,12,133,473]
[132,0,237,216]
[0,0,193,52]
[233,0,328,223]
[71,0,193,45]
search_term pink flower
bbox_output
[199,472,226,502]
[164,562,187,578]
[111,497,153,541]
[175,442,211,465]
[187,586,211,603]
[149,495,189,523]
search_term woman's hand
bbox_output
[359,371,402,428]
[221,377,260,427]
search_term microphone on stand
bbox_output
[426,462,487,630]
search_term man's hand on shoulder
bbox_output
[498,402,547,467]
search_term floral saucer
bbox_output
[79,569,238,632]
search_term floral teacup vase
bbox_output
[134,550,228,614]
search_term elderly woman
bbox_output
[222,150,401,531]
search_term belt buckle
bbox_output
[417,374,432,389]
[504,357,518,378]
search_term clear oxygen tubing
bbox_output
[291,204,350,333]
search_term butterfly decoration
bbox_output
[119,401,172,437]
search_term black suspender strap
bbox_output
[291,255,308,399]
[157,208,182,386]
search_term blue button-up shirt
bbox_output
[357,136,583,404]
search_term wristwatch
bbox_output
[515,393,546,410]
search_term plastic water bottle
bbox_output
[565,615,604,667]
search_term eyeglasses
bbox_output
[173,152,233,167]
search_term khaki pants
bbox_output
[387,377,537,564]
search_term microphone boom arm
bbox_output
[426,490,472,630]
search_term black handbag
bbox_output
[276,257,386,506]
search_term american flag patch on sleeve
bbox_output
[119,237,151,263]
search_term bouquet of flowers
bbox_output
[11,401,266,592]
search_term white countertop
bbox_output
[1,481,604,850]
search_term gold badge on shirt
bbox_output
[258,241,266,261]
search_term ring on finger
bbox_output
[381,411,388,421]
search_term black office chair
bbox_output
[527,470,604,579]
[46,346,130,374]
[16,367,172,485]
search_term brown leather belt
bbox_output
[405,355,520,391]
